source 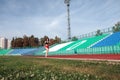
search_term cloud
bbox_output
[0,0,120,40]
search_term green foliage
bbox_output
[96,29,102,36]
[112,22,120,33]
[112,26,120,33]
[11,35,39,48]
[72,36,78,41]
[0,56,119,80]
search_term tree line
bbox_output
[11,35,61,48]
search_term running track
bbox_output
[30,54,120,61]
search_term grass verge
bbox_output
[0,56,120,80]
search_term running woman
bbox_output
[44,38,49,57]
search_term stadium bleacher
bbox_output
[0,31,120,56]
[44,32,120,55]
[0,49,11,55]
[46,34,108,55]
[8,48,37,55]
[34,47,45,56]
[92,32,120,47]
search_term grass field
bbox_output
[0,56,120,80]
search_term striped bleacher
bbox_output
[58,34,108,51]
[92,32,120,47]
[0,49,11,55]
[46,34,109,55]
[9,48,37,55]
[45,32,120,55]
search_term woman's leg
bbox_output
[45,48,49,57]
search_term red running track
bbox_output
[47,54,120,60]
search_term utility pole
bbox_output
[64,0,71,40]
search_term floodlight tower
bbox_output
[64,0,71,40]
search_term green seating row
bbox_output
[76,45,120,54]
[0,49,11,55]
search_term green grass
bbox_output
[0,56,120,80]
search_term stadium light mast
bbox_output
[64,0,71,40]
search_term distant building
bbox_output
[0,37,11,49]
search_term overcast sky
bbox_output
[0,0,120,40]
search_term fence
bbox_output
[78,27,113,39]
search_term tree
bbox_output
[16,38,23,48]
[55,36,61,43]
[29,35,35,47]
[72,36,78,41]
[23,35,29,47]
[115,22,120,27]
[49,38,55,45]
[29,35,39,47]
[39,38,44,46]
[11,38,15,48]
[34,38,39,47]
[96,29,102,36]
[112,22,120,33]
